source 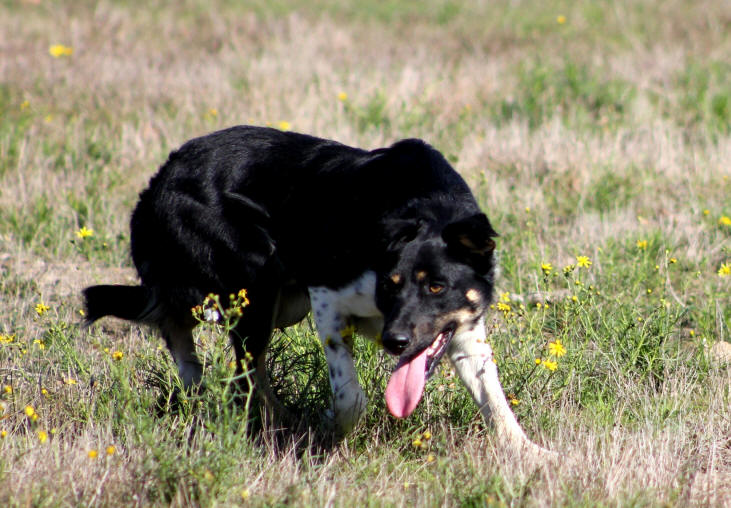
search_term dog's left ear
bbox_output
[442,213,498,274]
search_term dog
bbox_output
[83,125,548,454]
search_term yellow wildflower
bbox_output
[548,339,566,357]
[88,449,98,459]
[718,263,731,277]
[496,302,511,313]
[35,302,50,316]
[49,44,73,58]
[111,350,124,361]
[0,430,7,439]
[426,454,436,463]
[422,430,432,440]
[499,292,510,303]
[277,121,291,131]
[38,430,48,443]
[106,445,116,456]
[576,255,592,268]
[34,339,45,350]
[241,489,250,501]
[76,226,94,239]
[337,92,348,102]
[636,240,648,250]
[64,378,77,385]
[703,209,710,216]
[24,405,35,418]
[0,334,14,344]
[719,216,731,226]
[535,358,542,365]
[3,385,11,394]
[412,438,423,448]
[542,359,558,371]
[556,15,566,24]
[510,396,520,406]
[541,262,553,275]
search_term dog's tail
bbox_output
[82,285,157,326]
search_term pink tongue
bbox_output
[385,348,429,418]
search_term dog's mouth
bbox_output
[384,325,456,419]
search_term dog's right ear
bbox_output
[442,213,498,274]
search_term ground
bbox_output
[0,0,729,506]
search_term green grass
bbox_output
[1,0,730,505]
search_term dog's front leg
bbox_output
[448,318,554,458]
[309,289,368,436]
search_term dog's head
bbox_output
[376,212,498,418]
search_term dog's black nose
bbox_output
[382,333,410,355]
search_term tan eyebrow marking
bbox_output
[415,270,427,281]
[390,273,401,284]
[465,289,480,302]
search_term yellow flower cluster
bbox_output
[535,339,566,372]
[35,302,50,316]
[87,445,116,459]
[411,429,433,462]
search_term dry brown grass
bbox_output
[1,0,729,506]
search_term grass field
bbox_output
[1,0,730,505]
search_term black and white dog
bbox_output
[83,126,548,454]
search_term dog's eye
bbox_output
[428,284,445,295]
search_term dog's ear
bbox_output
[442,213,498,274]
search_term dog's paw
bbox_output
[327,393,368,438]
[322,408,337,431]
[517,440,560,463]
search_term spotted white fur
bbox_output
[308,271,381,435]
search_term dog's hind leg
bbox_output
[161,321,202,389]
[447,317,555,459]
